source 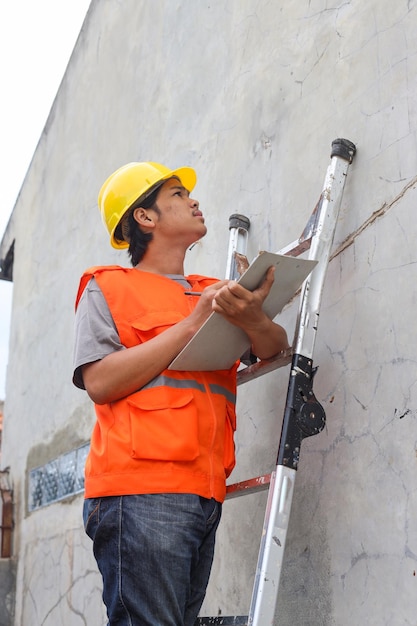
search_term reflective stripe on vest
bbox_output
[141,374,236,404]
[209,383,236,405]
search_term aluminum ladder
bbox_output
[197,138,357,626]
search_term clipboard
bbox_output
[168,252,317,371]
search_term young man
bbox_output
[73,161,289,625]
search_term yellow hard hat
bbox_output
[98,161,197,249]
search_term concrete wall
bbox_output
[0,0,416,623]
[0,559,15,626]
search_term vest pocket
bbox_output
[127,388,199,461]
[131,311,185,343]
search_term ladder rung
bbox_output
[226,473,271,499]
[197,617,248,625]
[237,348,292,386]
[276,236,312,257]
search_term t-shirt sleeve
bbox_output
[72,277,125,390]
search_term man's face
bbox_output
[152,177,207,245]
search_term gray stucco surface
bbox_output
[1,0,416,623]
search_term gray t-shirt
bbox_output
[73,274,191,389]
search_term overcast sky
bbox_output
[0,0,91,399]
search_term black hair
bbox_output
[114,184,162,266]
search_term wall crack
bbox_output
[331,174,417,260]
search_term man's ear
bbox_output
[133,207,155,228]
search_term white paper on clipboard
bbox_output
[168,252,317,371]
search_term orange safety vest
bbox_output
[76,266,238,503]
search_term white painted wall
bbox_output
[1,0,416,623]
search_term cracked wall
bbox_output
[1,0,417,624]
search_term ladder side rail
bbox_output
[198,139,356,626]
[248,139,356,626]
[197,215,251,626]
[248,466,296,625]
[293,154,354,358]
[225,214,251,280]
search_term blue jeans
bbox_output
[83,493,222,626]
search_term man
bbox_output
[73,161,289,625]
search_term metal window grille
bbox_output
[28,443,89,512]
